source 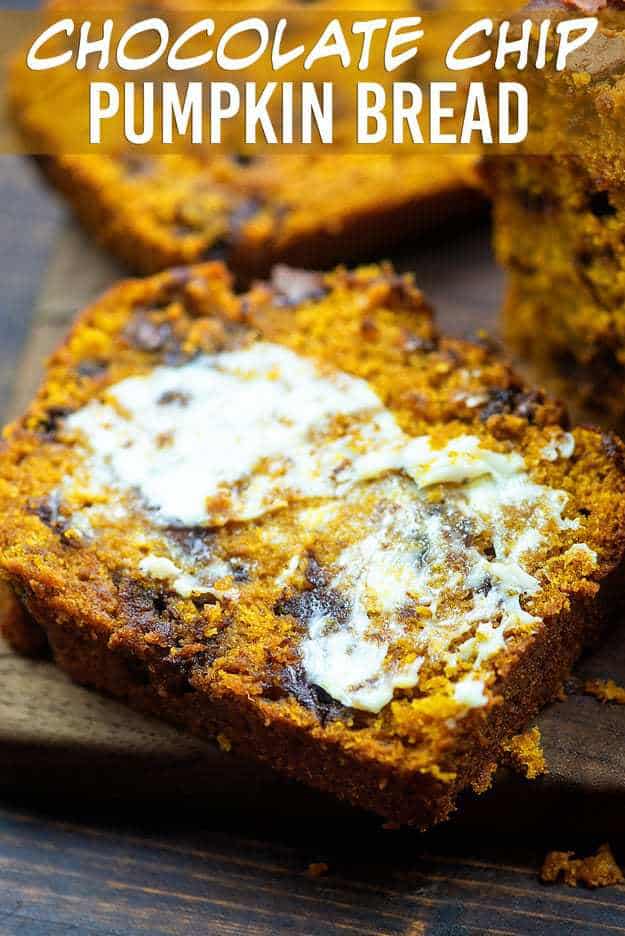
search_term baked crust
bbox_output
[2,261,625,826]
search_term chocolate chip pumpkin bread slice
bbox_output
[482,1,625,428]
[1,261,624,827]
[11,0,482,279]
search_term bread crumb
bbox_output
[471,759,497,794]
[307,862,329,878]
[502,727,546,779]
[216,733,232,753]
[584,679,625,705]
[541,843,624,888]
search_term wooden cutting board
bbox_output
[3,219,625,821]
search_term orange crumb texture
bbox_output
[541,844,624,889]
[306,863,329,878]
[1,260,625,826]
[585,679,625,704]
[502,727,546,780]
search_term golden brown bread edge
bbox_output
[34,155,485,281]
[2,565,623,826]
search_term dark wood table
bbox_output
[2,155,625,936]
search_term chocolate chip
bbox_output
[602,431,625,470]
[128,270,194,318]
[142,269,193,312]
[163,348,199,367]
[305,555,328,590]
[468,331,501,354]
[190,593,219,610]
[280,663,347,725]
[76,359,108,379]
[480,386,542,424]
[120,154,155,178]
[29,492,67,534]
[589,191,616,219]
[270,266,329,308]
[518,190,558,215]
[157,390,191,406]
[28,493,88,548]
[171,221,198,239]
[447,515,474,548]
[231,153,255,167]
[116,577,173,638]
[112,574,223,695]
[230,558,250,583]
[124,313,175,352]
[201,238,229,262]
[165,267,194,289]
[165,527,216,561]
[274,587,348,626]
[475,575,493,596]
[401,331,437,354]
[360,317,379,340]
[275,555,350,626]
[36,406,73,438]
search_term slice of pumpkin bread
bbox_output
[482,1,625,428]
[10,0,482,279]
[1,261,624,826]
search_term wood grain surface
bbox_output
[2,166,625,935]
